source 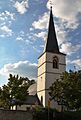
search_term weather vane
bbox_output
[49,0,52,7]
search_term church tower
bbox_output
[37,7,66,108]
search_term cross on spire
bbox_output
[49,0,52,8]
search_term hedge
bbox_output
[33,107,81,120]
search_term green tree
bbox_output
[0,85,10,109]
[49,70,81,111]
[7,74,32,107]
[0,74,35,109]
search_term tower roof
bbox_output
[45,7,59,53]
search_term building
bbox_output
[15,7,66,110]
[37,7,66,109]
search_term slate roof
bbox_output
[23,94,41,105]
[45,7,59,53]
[24,83,41,105]
[28,83,37,95]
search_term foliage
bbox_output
[0,74,35,109]
[33,107,55,120]
[33,107,81,120]
[0,85,10,109]
[49,70,81,111]
[55,111,81,120]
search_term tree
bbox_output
[8,74,28,101]
[0,85,10,109]
[0,74,35,109]
[49,70,81,111]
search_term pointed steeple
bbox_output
[45,7,59,53]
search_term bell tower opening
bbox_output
[53,56,59,69]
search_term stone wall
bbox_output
[0,109,33,120]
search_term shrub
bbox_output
[33,107,81,120]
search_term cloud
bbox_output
[0,11,15,38]
[32,9,68,45]
[47,0,81,29]
[5,11,15,20]
[60,42,81,55]
[71,59,81,69]
[14,0,28,14]
[55,22,68,45]
[66,58,71,64]
[0,61,37,80]
[32,11,69,52]
[16,31,33,44]
[19,48,29,58]
[40,44,44,48]
[32,12,49,30]
[32,46,41,53]
[0,11,15,21]
[16,36,23,41]
[32,0,81,32]
[32,0,81,56]
[35,31,47,41]
[57,30,67,45]
[32,11,69,54]
[0,34,5,38]
[29,27,34,31]
[0,25,13,36]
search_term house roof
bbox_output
[23,94,41,105]
[21,83,41,105]
[28,83,37,95]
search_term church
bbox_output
[37,7,66,109]
[17,7,66,110]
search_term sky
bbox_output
[0,0,81,86]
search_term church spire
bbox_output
[45,7,59,53]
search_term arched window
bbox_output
[53,56,59,69]
[41,96,43,105]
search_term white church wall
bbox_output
[38,53,46,67]
[37,73,46,91]
[37,53,47,107]
[45,73,60,89]
[44,52,66,107]
[37,90,46,107]
[37,51,66,108]
[45,74,61,107]
[37,72,46,107]
[38,63,46,76]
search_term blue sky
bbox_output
[0,0,81,86]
